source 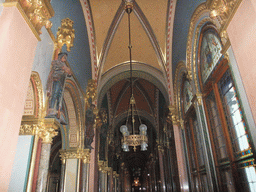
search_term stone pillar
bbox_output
[36,118,59,192]
[81,149,91,192]
[168,106,189,192]
[98,161,108,192]
[106,167,113,192]
[59,159,66,192]
[158,145,166,192]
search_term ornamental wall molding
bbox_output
[59,149,91,164]
[20,122,41,135]
[4,0,54,41]
[38,118,60,144]
[173,61,187,119]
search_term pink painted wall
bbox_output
[0,7,38,191]
[227,0,256,122]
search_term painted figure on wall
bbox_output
[46,52,72,121]
[84,97,96,149]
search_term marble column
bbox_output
[81,150,91,192]
[169,106,189,192]
[59,159,66,192]
[158,146,166,192]
[36,118,59,192]
[192,94,218,192]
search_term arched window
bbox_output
[198,23,256,191]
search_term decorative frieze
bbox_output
[59,149,91,164]
[19,123,40,135]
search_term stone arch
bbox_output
[23,71,44,118]
[97,62,169,108]
[173,61,189,119]
[63,79,84,149]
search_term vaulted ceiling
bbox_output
[90,0,168,77]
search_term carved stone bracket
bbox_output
[59,149,91,164]
[4,0,54,41]
[56,18,75,52]
[38,118,60,144]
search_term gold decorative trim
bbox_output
[59,149,91,164]
[173,61,187,120]
[186,3,208,75]
[31,71,44,119]
[38,118,60,144]
[192,93,203,106]
[98,160,107,172]
[19,123,41,135]
[4,0,54,41]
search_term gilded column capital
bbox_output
[4,0,54,41]
[192,93,203,106]
[59,149,91,164]
[39,118,60,144]
[98,160,106,172]
[157,145,164,153]
[106,167,113,175]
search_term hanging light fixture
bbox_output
[120,0,148,152]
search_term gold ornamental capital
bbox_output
[38,118,60,144]
[98,160,108,172]
[192,93,203,106]
[59,149,91,164]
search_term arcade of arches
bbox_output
[1,0,256,191]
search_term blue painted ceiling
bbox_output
[50,0,91,93]
[172,0,206,76]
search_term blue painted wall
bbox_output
[50,0,91,92]
[172,0,205,76]
[8,136,33,192]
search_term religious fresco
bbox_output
[183,80,193,113]
[200,29,222,83]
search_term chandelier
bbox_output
[120,1,148,152]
